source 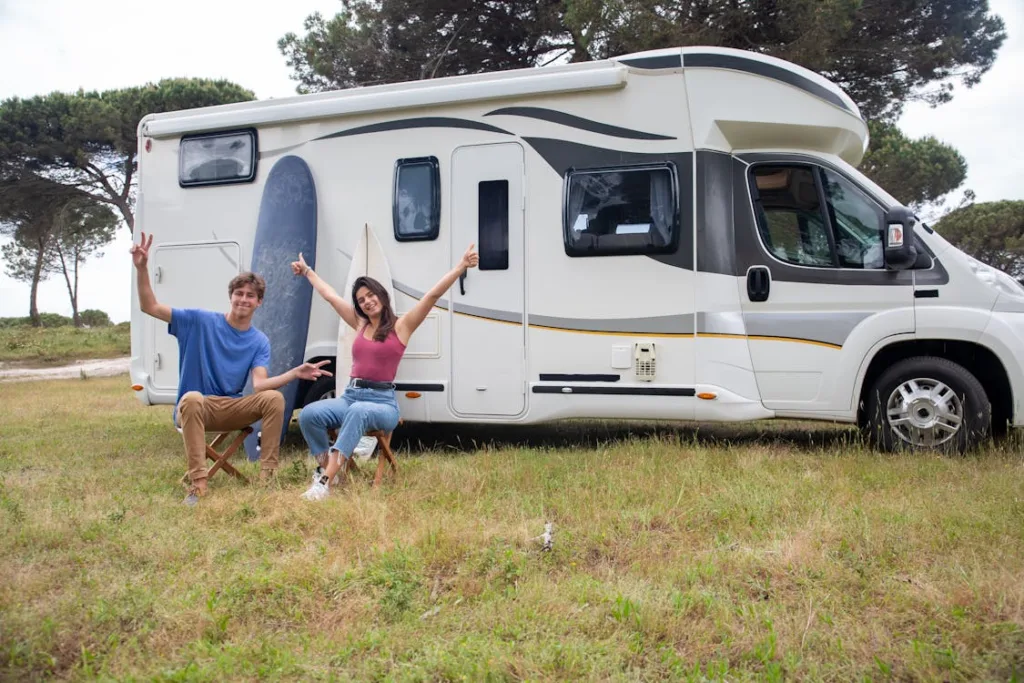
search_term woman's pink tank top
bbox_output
[350,326,406,382]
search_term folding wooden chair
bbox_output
[178,426,253,485]
[327,421,401,488]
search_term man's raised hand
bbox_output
[131,232,154,269]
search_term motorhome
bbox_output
[130,46,1024,453]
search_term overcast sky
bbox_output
[1,0,1022,323]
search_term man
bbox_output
[132,232,331,505]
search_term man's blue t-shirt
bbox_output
[169,308,271,411]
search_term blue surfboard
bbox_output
[243,155,318,462]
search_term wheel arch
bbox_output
[855,339,1012,436]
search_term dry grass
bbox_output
[1,376,1023,681]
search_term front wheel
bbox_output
[865,356,991,454]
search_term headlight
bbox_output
[967,257,1024,299]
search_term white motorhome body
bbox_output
[131,46,1024,451]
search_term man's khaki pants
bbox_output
[176,390,286,484]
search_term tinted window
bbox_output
[478,180,509,270]
[564,165,677,256]
[751,166,834,267]
[179,130,257,187]
[394,157,440,241]
[822,169,884,269]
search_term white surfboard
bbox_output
[335,222,396,392]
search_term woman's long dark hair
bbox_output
[351,276,396,342]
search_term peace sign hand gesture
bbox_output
[294,359,332,381]
[131,232,154,269]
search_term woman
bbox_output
[291,243,479,500]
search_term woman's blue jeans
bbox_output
[298,385,400,460]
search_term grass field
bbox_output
[1,375,1023,681]
[0,324,130,366]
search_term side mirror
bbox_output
[883,207,918,270]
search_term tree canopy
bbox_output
[280,0,1006,121]
[859,121,968,210]
[0,78,255,234]
[0,172,87,325]
[935,201,1024,279]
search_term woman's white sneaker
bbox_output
[301,475,330,501]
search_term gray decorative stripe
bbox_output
[396,278,865,346]
[315,117,512,141]
[484,106,675,141]
[259,141,308,160]
[683,53,855,116]
[395,278,695,334]
[696,150,739,277]
[531,313,693,335]
[620,55,682,70]
[456,303,522,324]
[696,311,746,336]
[742,311,872,348]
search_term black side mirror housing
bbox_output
[883,207,918,270]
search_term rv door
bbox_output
[449,143,527,417]
[148,241,242,390]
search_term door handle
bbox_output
[459,272,466,296]
[747,266,770,302]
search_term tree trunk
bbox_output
[113,197,134,235]
[72,246,80,327]
[29,248,43,327]
[55,243,80,326]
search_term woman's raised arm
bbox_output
[291,253,360,330]
[396,243,478,344]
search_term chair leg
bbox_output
[205,427,252,484]
[368,429,398,488]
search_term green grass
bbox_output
[2,376,1023,681]
[0,323,129,366]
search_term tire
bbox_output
[302,375,337,406]
[865,356,991,454]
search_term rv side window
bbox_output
[393,157,440,241]
[178,129,257,187]
[478,180,509,270]
[563,164,678,257]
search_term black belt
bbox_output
[349,378,396,390]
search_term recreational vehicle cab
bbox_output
[130,46,1024,453]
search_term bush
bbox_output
[37,313,74,328]
[80,309,112,327]
[0,314,74,328]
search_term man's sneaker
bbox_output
[301,474,330,501]
[183,485,205,506]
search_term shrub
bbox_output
[80,310,112,327]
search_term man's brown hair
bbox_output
[228,272,266,301]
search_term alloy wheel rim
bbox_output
[885,377,963,447]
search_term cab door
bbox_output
[734,155,915,412]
